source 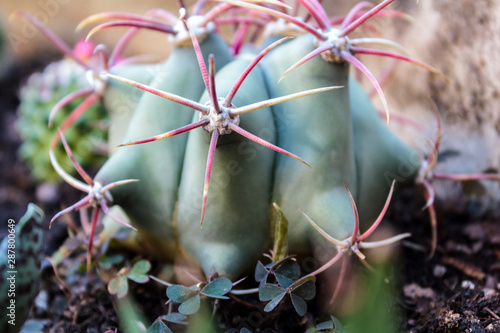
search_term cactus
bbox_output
[14,0,500,331]
[17,54,108,182]
[15,10,160,183]
[95,19,234,260]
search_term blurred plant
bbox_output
[108,259,152,299]
[0,204,44,333]
[17,51,108,182]
[165,277,233,315]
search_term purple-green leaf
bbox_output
[275,273,294,289]
[128,272,149,284]
[274,260,300,280]
[130,259,151,275]
[108,276,128,298]
[146,319,172,333]
[162,313,188,325]
[98,254,124,270]
[263,292,286,313]
[201,277,232,299]
[291,280,316,301]
[166,285,198,303]
[290,293,307,316]
[259,283,285,301]
[178,295,201,315]
[254,261,268,282]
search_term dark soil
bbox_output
[1,57,499,333]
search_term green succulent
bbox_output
[17,58,107,182]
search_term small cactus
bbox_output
[17,54,108,182]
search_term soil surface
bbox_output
[1,56,499,333]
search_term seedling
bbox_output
[165,277,233,315]
[259,274,316,316]
[108,259,152,298]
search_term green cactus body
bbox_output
[176,58,275,279]
[0,204,44,333]
[349,77,420,226]
[96,33,232,258]
[104,63,161,147]
[17,59,107,182]
[261,34,357,253]
[259,34,421,229]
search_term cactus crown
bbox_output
[104,23,338,225]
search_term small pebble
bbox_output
[36,183,59,204]
[34,289,49,314]
[486,275,497,289]
[433,265,447,278]
[461,280,475,290]
[482,288,496,297]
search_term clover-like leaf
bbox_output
[99,254,124,270]
[178,295,201,315]
[128,272,150,284]
[274,260,301,288]
[290,293,307,316]
[108,276,128,298]
[306,321,333,333]
[146,319,172,333]
[291,278,316,301]
[254,261,268,283]
[162,312,188,325]
[201,277,232,299]
[259,283,285,302]
[275,259,300,280]
[127,260,151,283]
[130,259,151,275]
[166,285,198,304]
[307,315,344,333]
[275,273,294,289]
[263,292,286,313]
